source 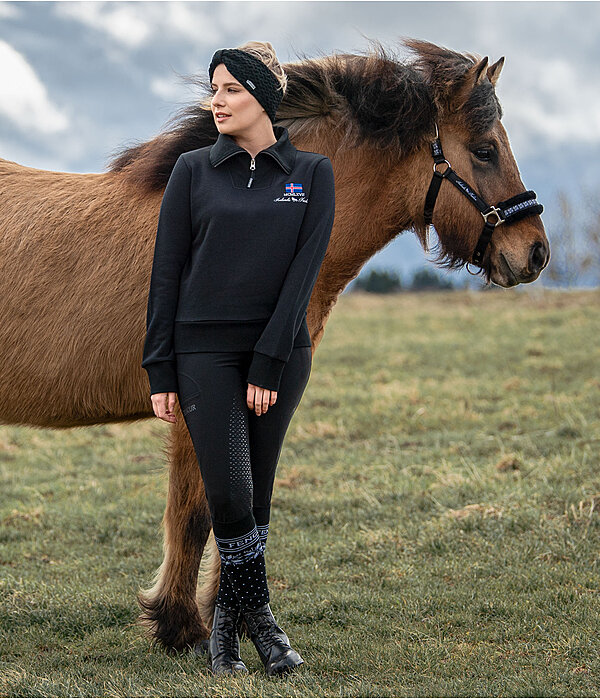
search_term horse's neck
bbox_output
[315,145,427,303]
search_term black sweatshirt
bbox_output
[141,125,335,395]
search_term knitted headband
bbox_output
[208,48,283,123]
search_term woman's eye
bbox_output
[473,147,493,162]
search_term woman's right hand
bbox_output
[150,392,178,423]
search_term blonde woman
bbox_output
[142,42,335,676]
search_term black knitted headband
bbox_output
[208,48,283,123]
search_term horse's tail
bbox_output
[196,529,220,626]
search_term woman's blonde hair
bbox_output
[236,41,288,95]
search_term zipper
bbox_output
[247,157,256,188]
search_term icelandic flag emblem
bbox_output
[285,182,303,195]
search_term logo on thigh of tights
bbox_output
[182,403,196,416]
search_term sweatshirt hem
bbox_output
[173,318,311,353]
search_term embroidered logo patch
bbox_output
[182,403,196,416]
[286,182,304,195]
[274,182,308,203]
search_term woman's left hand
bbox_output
[247,383,277,416]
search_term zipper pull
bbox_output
[247,157,255,187]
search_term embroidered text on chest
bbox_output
[273,182,308,203]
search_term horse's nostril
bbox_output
[529,241,547,274]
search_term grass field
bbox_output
[1,287,599,697]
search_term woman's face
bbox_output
[210,63,265,134]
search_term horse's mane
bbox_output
[106,38,502,194]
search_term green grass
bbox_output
[1,287,599,696]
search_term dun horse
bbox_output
[0,39,548,652]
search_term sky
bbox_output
[1,0,599,286]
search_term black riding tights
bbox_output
[176,346,312,610]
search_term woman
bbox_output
[141,41,335,677]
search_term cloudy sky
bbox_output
[1,0,598,283]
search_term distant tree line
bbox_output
[353,267,458,293]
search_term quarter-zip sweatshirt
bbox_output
[141,125,336,395]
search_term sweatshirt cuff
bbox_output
[144,361,179,396]
[246,351,286,392]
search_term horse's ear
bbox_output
[449,56,489,113]
[487,56,505,86]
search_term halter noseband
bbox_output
[423,124,544,273]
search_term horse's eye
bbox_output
[473,147,493,162]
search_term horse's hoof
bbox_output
[192,639,210,656]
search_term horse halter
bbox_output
[423,124,544,274]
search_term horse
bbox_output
[0,38,548,653]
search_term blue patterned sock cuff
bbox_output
[214,525,263,565]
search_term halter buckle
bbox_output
[481,206,505,227]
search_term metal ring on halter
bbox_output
[481,206,505,226]
[465,262,481,276]
[433,159,451,174]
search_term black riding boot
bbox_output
[208,604,249,675]
[241,602,304,676]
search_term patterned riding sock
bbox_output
[214,523,270,610]
[214,522,270,610]
[215,565,239,611]
[214,511,271,610]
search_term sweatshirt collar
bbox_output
[209,124,296,174]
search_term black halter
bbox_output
[423,124,544,273]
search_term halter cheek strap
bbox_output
[423,124,544,269]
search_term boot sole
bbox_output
[210,665,250,675]
[208,655,250,675]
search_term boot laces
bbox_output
[214,608,240,652]
[254,613,286,650]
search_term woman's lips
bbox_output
[216,114,231,122]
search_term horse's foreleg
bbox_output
[137,410,212,652]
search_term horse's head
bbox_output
[407,40,549,286]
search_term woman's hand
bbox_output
[247,383,277,416]
[150,392,178,423]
